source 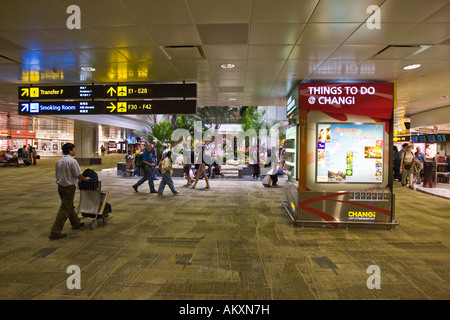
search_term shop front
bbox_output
[282,82,398,229]
[0,129,36,152]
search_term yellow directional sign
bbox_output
[106,102,116,112]
[117,86,127,97]
[117,102,127,112]
[106,86,116,97]
[106,102,127,113]
[30,87,39,98]
[21,88,29,97]
[20,87,39,97]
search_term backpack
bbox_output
[83,168,98,180]
[135,153,143,168]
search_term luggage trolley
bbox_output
[77,180,111,230]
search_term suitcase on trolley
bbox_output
[77,180,112,230]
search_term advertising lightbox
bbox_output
[316,123,384,183]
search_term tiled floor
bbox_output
[0,155,449,300]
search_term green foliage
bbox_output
[192,106,236,130]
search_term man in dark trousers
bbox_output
[132,143,157,193]
[49,143,91,240]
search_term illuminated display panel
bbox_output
[283,126,297,181]
[316,123,384,183]
[18,101,103,115]
[18,85,103,100]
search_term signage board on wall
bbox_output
[299,82,394,119]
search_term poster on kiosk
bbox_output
[283,82,398,229]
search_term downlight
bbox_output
[220,63,236,69]
[402,64,421,70]
[81,66,96,72]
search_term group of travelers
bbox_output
[394,143,425,188]
[48,140,281,240]
[132,141,180,196]
[252,146,281,187]
[0,145,39,166]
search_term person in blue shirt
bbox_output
[132,143,157,193]
[414,146,426,163]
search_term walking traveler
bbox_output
[157,151,180,196]
[49,143,90,240]
[132,143,157,193]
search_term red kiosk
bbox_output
[282,82,399,229]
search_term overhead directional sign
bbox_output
[104,83,197,99]
[104,100,196,114]
[19,100,196,115]
[19,101,104,115]
[18,85,104,100]
[18,82,197,115]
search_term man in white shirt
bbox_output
[49,143,91,240]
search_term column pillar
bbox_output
[74,121,98,165]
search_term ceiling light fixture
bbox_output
[221,63,236,69]
[402,64,421,70]
[81,66,96,72]
[228,98,237,101]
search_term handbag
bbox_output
[262,175,271,186]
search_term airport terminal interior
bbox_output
[0,0,449,302]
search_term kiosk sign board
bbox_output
[299,83,394,119]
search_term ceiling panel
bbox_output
[0,29,67,50]
[297,23,361,45]
[380,0,449,22]
[425,3,450,22]
[144,25,201,46]
[188,0,252,24]
[251,0,319,23]
[0,1,66,29]
[92,26,157,47]
[197,24,249,45]
[249,24,305,45]
[289,45,337,60]
[328,45,385,60]
[248,45,293,60]
[0,8,34,30]
[121,0,193,25]
[55,0,136,27]
[309,0,385,23]
[202,45,248,60]
[392,23,450,45]
[115,46,170,62]
[345,23,416,45]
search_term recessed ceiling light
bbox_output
[81,66,96,72]
[228,98,237,101]
[402,64,421,70]
[220,63,236,69]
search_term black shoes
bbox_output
[133,185,138,192]
[72,222,85,230]
[49,233,66,240]
[150,190,158,194]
